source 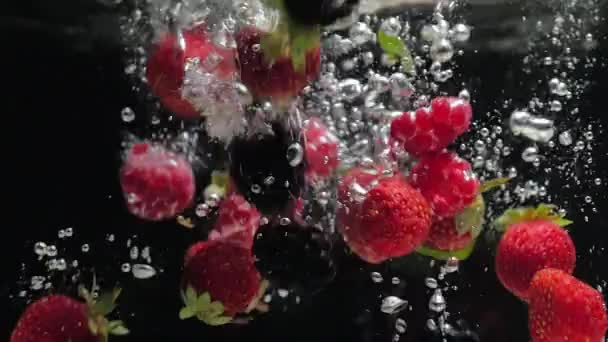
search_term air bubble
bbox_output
[429,290,446,312]
[430,39,454,63]
[121,263,131,273]
[349,22,374,45]
[381,296,408,314]
[121,107,136,122]
[81,244,90,253]
[425,277,438,289]
[132,264,157,279]
[395,318,407,333]
[46,245,58,257]
[371,272,384,283]
[287,143,304,167]
[34,242,47,256]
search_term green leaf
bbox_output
[378,30,406,57]
[554,218,574,227]
[108,320,129,336]
[493,204,572,231]
[185,286,198,306]
[290,24,320,72]
[79,285,92,303]
[88,318,99,335]
[196,292,212,312]
[179,307,196,320]
[455,195,486,237]
[400,54,415,74]
[206,315,233,326]
[206,301,225,318]
[416,240,477,261]
[480,177,511,193]
[92,292,118,316]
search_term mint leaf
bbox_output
[480,177,511,193]
[378,30,406,57]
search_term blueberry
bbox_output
[229,121,306,215]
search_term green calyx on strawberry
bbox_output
[416,177,510,261]
[493,203,573,232]
[179,287,233,326]
[78,286,129,341]
[261,0,321,72]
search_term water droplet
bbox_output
[81,244,90,253]
[349,22,374,45]
[338,78,363,101]
[121,107,135,122]
[559,130,573,146]
[130,246,139,260]
[395,318,407,333]
[381,296,408,314]
[451,23,471,42]
[430,39,454,63]
[425,277,438,289]
[34,242,47,256]
[46,245,58,257]
[287,143,304,167]
[121,263,131,273]
[132,264,157,279]
[429,290,446,312]
[251,184,262,194]
[371,272,384,283]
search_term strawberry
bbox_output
[426,217,473,251]
[338,172,432,264]
[207,194,261,249]
[146,26,236,119]
[494,205,576,301]
[390,97,472,156]
[528,268,608,342]
[11,289,128,342]
[181,241,262,324]
[120,142,195,221]
[409,150,480,218]
[303,117,339,181]
[235,24,320,104]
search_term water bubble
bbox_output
[510,110,555,143]
[381,296,408,314]
[132,264,157,279]
[380,17,402,37]
[371,272,384,283]
[425,277,438,289]
[430,39,454,63]
[369,74,390,93]
[121,107,136,122]
[34,242,47,256]
[56,258,67,271]
[130,246,139,260]
[279,217,291,226]
[395,318,407,333]
[444,257,459,273]
[559,130,573,146]
[427,319,438,331]
[392,277,401,285]
[451,23,471,42]
[522,146,539,163]
[121,263,131,273]
[338,78,363,101]
[151,115,161,125]
[58,230,65,239]
[46,245,58,257]
[264,176,275,185]
[544,57,553,65]
[585,196,592,203]
[458,89,470,101]
[251,184,262,194]
[349,22,374,45]
[287,143,304,167]
[124,64,136,74]
[196,203,210,217]
[420,24,439,42]
[389,73,414,100]
[81,244,90,253]
[429,290,447,312]
[550,100,562,112]
[594,178,602,186]
[30,276,46,290]
[65,227,73,237]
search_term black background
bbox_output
[2,0,608,341]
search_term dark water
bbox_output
[2,0,608,341]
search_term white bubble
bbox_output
[381,296,408,314]
[34,242,47,256]
[121,107,136,122]
[429,290,446,312]
[132,264,157,279]
[371,272,384,283]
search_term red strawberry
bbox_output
[208,194,261,249]
[495,205,576,301]
[120,142,195,221]
[11,289,128,342]
[426,217,473,251]
[146,26,236,119]
[181,241,262,324]
[528,268,608,342]
[303,118,339,180]
[409,151,480,218]
[390,97,472,156]
[338,173,432,264]
[236,26,321,104]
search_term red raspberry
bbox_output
[390,97,472,156]
[120,142,195,221]
[426,217,473,251]
[338,173,432,264]
[304,118,339,180]
[208,194,261,249]
[409,151,479,218]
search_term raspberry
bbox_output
[120,142,195,221]
[208,194,261,249]
[390,97,472,156]
[409,151,479,218]
[304,118,339,180]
